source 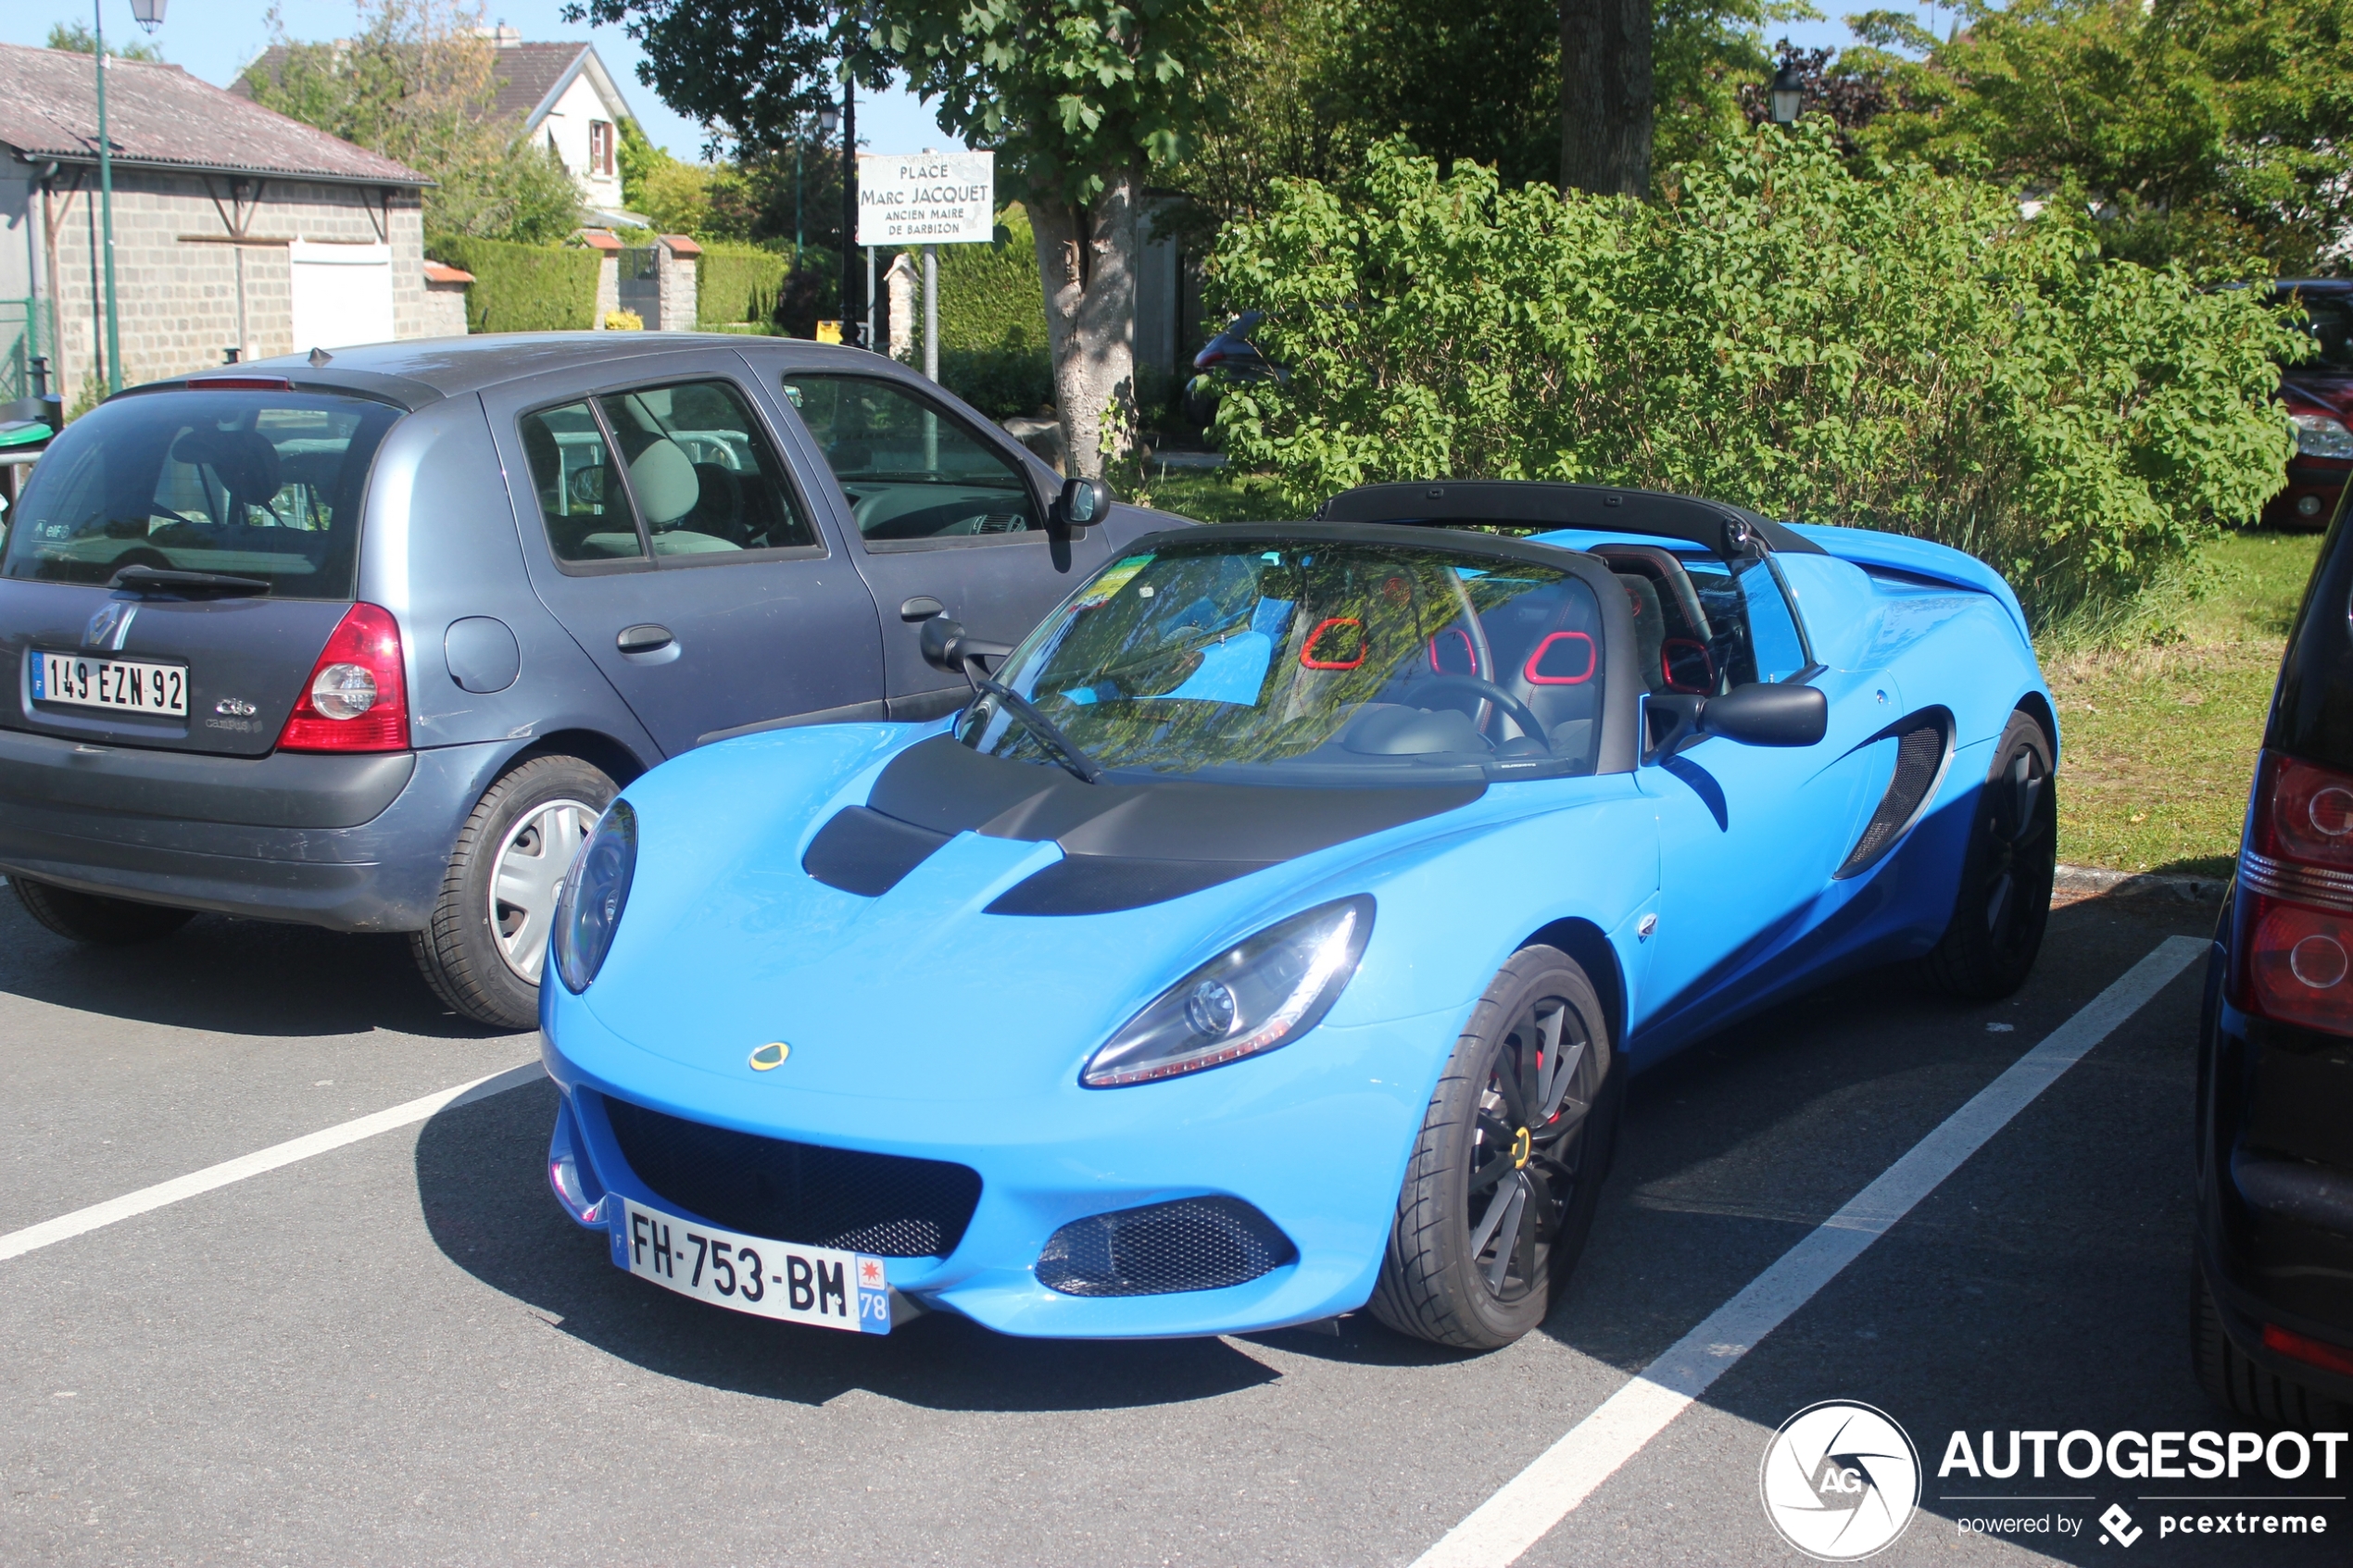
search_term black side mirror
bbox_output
[1054,476,1114,532]
[1698,682,1828,747]
[919,616,1014,678]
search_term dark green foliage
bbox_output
[426,237,601,333]
[931,206,1050,352]
[560,0,837,157]
[937,346,1055,420]
[696,243,791,327]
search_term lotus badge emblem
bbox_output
[749,1042,789,1072]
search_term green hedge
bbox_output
[937,345,1055,420]
[931,204,1050,352]
[697,242,790,328]
[425,235,599,333]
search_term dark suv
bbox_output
[0,335,1164,1029]
[2194,501,2353,1424]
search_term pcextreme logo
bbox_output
[1759,1400,1923,1561]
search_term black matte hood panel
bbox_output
[800,735,1484,913]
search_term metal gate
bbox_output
[0,299,43,402]
[617,247,661,328]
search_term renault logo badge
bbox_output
[749,1042,789,1072]
[84,601,137,651]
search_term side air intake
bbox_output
[1836,712,1952,879]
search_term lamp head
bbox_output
[129,0,168,35]
[1768,57,1804,126]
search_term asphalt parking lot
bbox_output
[1,886,2336,1566]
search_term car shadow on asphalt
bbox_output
[415,1081,1287,1411]
[0,894,505,1039]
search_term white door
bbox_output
[288,241,396,352]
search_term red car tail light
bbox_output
[2263,1321,2353,1377]
[276,603,409,753]
[2236,750,2353,1034]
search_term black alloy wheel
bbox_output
[1372,947,1618,1350]
[1925,709,2057,1000]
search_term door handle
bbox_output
[616,623,674,653]
[899,596,945,622]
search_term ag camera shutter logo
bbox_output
[1760,1400,1922,1560]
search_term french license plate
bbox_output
[619,1199,892,1334]
[31,651,189,716]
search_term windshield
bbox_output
[963,538,1607,786]
[2276,290,2353,372]
[0,390,399,598]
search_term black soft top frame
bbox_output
[1315,481,1823,559]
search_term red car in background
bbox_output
[2271,281,2353,527]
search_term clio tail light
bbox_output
[276,603,409,752]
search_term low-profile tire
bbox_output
[1370,945,1619,1351]
[11,876,196,946]
[2194,1265,2350,1428]
[410,755,615,1031]
[1923,709,2057,1001]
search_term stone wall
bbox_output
[421,278,470,338]
[37,168,425,398]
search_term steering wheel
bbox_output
[1413,674,1549,749]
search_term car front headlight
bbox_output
[1081,897,1374,1087]
[552,799,636,994]
[2293,413,2353,458]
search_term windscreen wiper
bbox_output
[108,565,271,597]
[974,677,1103,784]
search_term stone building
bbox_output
[0,42,432,400]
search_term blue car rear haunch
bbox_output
[539,482,2059,1349]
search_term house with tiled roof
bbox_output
[235,29,636,222]
[0,40,434,399]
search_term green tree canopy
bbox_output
[243,0,583,245]
[44,21,166,61]
[1847,0,2353,275]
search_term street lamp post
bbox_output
[1768,55,1804,128]
[93,0,167,396]
[838,73,858,347]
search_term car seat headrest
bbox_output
[629,437,700,525]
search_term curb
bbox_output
[2053,862,2231,909]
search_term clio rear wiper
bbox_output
[975,677,1103,784]
[108,565,271,597]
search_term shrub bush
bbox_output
[696,242,791,329]
[425,235,599,333]
[937,345,1056,420]
[932,204,1051,352]
[1206,130,2300,625]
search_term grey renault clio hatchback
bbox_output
[0,335,1169,1028]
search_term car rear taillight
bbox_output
[276,603,409,752]
[2263,1321,2353,1377]
[2235,749,2353,1034]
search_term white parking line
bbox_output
[0,1060,545,1263]
[1412,934,2208,1568]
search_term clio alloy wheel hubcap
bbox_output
[488,798,597,985]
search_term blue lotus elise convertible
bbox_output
[537,481,2057,1350]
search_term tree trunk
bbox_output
[1031,168,1139,482]
[1559,0,1654,197]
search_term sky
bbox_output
[0,0,966,161]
